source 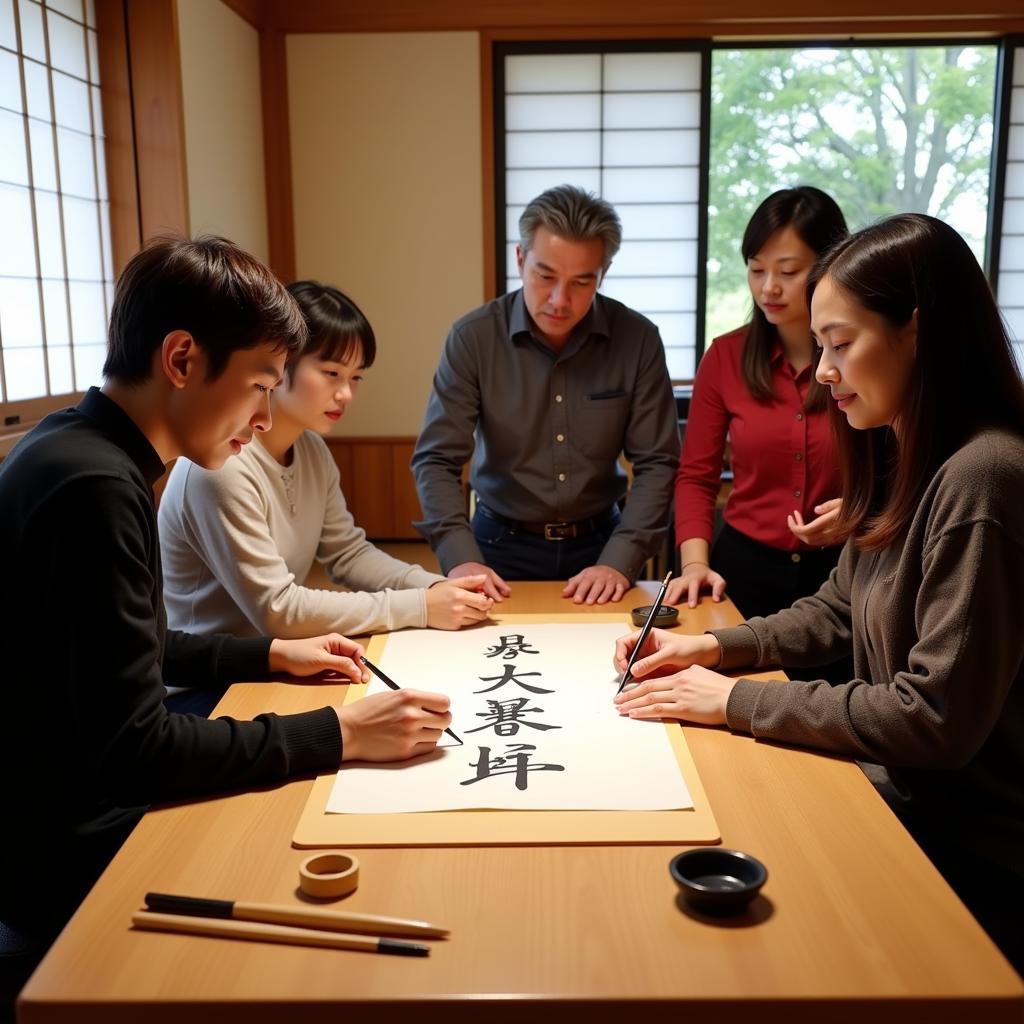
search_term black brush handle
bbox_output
[145,892,234,918]
[379,939,429,957]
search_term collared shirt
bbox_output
[675,327,840,551]
[412,290,680,579]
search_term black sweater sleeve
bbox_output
[162,629,271,690]
[46,475,341,805]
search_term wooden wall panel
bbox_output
[349,442,395,538]
[325,437,426,540]
[95,0,141,276]
[330,439,354,496]
[126,0,189,240]
[390,440,423,538]
[259,28,296,281]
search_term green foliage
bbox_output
[706,45,997,340]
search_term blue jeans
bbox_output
[471,506,619,581]
[164,688,220,718]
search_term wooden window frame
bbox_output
[6,1,1024,430]
[491,35,1013,385]
[0,0,187,435]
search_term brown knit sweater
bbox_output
[712,429,1024,876]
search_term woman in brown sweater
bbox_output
[614,214,1024,972]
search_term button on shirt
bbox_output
[674,326,840,552]
[412,290,680,579]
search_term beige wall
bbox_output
[177,0,269,264]
[287,32,484,437]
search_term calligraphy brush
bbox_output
[616,571,673,695]
[361,655,463,745]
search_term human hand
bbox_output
[426,576,494,629]
[268,634,368,683]
[612,665,735,725]
[664,562,727,609]
[788,498,842,546]
[613,627,721,677]
[337,689,453,762]
[562,564,630,605]
[448,562,511,602]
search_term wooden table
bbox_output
[18,583,1023,1023]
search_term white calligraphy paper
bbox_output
[326,623,693,813]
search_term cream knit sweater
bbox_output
[159,432,443,638]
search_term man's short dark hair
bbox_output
[103,235,307,384]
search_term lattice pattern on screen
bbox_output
[0,0,112,403]
[998,45,1024,371]
[501,50,703,382]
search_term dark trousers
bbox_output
[1,817,138,1023]
[926,851,1023,976]
[872,788,1024,977]
[711,521,852,683]
[165,687,220,718]
[472,506,619,581]
[1,922,42,1024]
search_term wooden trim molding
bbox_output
[95,0,141,277]
[1,0,158,420]
[480,32,496,301]
[480,20,1024,40]
[259,28,297,281]
[261,0,1024,36]
[220,0,266,31]
[125,0,189,240]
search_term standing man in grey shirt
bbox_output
[412,185,680,605]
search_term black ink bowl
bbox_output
[630,604,679,629]
[669,849,768,914]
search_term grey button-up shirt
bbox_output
[412,290,680,580]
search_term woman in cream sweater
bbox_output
[159,281,492,640]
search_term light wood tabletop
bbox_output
[18,582,1023,1023]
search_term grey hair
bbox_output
[518,184,622,269]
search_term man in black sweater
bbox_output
[0,236,451,996]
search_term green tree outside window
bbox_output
[706,46,997,345]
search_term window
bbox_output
[996,43,1024,370]
[0,0,112,405]
[496,44,706,381]
[707,43,997,343]
[496,39,1013,380]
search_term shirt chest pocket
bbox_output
[577,391,630,460]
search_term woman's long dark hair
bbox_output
[809,213,1024,551]
[741,186,848,411]
[285,280,377,382]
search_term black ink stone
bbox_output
[669,849,767,914]
[631,604,679,629]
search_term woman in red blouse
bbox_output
[666,186,848,618]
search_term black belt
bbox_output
[477,503,616,541]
